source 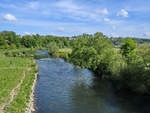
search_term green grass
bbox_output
[6,64,37,113]
[0,48,38,57]
[0,48,36,53]
[0,50,37,113]
[58,48,72,54]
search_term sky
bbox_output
[0,0,150,38]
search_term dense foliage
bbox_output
[69,32,126,79]
[1,30,150,94]
[69,33,150,94]
[111,37,150,46]
[48,42,59,55]
[0,31,70,49]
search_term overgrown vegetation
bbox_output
[48,42,72,59]
[68,33,150,94]
[3,48,38,57]
[69,33,126,79]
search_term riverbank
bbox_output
[0,50,38,113]
[25,72,38,113]
[25,61,38,113]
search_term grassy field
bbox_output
[0,50,37,113]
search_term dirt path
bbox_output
[0,69,29,113]
[25,73,37,113]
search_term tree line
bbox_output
[0,31,71,49]
[1,31,150,94]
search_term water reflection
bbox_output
[35,51,150,113]
[71,76,150,113]
[71,78,120,113]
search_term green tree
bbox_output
[21,36,37,48]
[121,38,137,56]
[48,42,59,55]
[70,34,126,79]
[120,38,139,64]
[137,43,150,63]
[0,37,7,48]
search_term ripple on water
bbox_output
[34,51,150,113]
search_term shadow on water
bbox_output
[71,77,150,113]
[34,51,150,113]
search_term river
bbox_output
[34,51,150,113]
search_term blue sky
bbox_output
[0,0,150,38]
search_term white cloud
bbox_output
[53,1,104,22]
[103,18,110,22]
[3,14,17,21]
[28,2,40,9]
[103,18,124,25]
[96,8,109,15]
[24,32,31,35]
[55,1,80,10]
[117,9,128,18]
[24,32,36,35]
[110,33,119,37]
[56,27,65,32]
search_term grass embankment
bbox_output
[1,48,39,57]
[0,50,38,113]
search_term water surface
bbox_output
[35,51,150,113]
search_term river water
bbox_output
[34,51,150,113]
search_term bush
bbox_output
[10,44,16,49]
[119,65,150,94]
[48,42,59,55]
[69,35,126,79]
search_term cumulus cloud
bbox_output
[96,8,109,15]
[117,9,128,17]
[3,14,17,21]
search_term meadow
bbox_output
[0,51,37,113]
